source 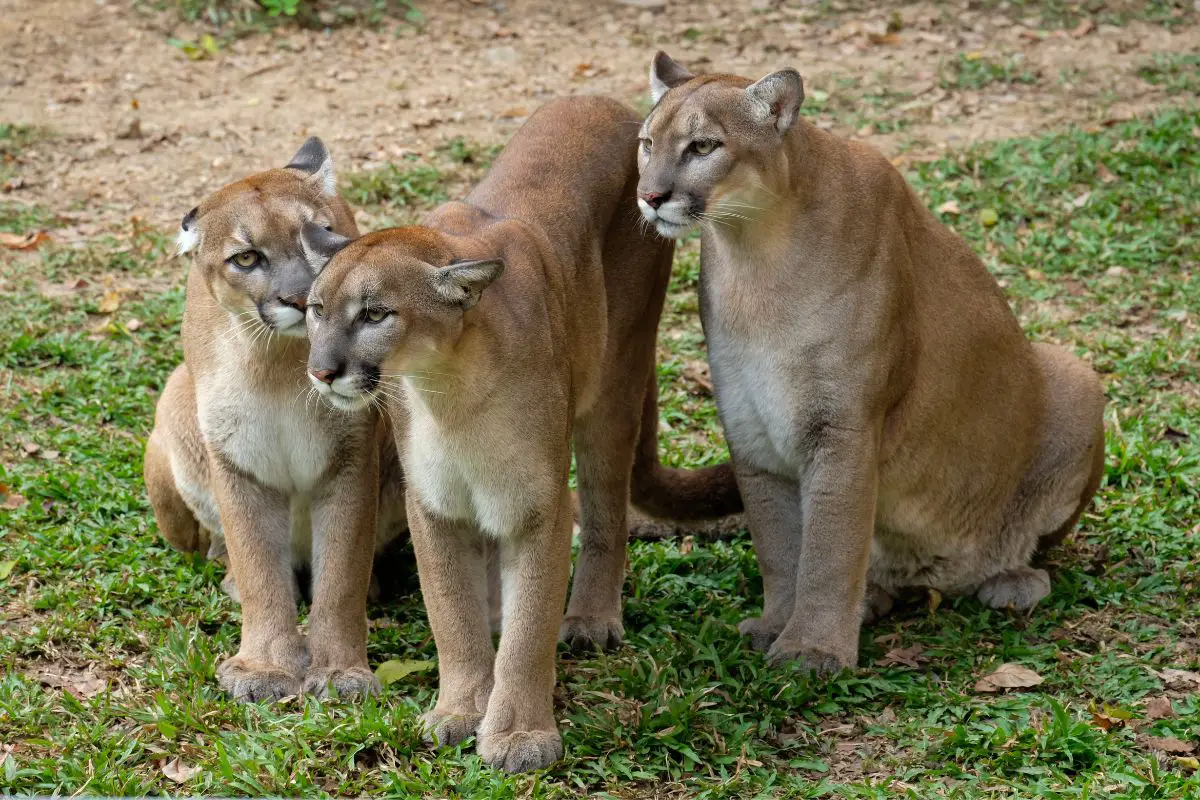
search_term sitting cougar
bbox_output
[298,95,735,770]
[637,53,1106,674]
[144,139,407,701]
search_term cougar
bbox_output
[143,139,406,701]
[637,53,1106,674]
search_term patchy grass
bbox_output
[1,109,1199,797]
[939,53,1040,92]
[1138,53,1200,96]
[141,0,423,30]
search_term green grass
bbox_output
[1138,53,1200,95]
[2,108,1199,796]
[141,0,423,30]
[939,53,1040,92]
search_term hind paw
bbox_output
[738,616,784,652]
[977,567,1051,611]
[559,614,624,652]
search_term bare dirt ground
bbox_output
[1,0,1197,243]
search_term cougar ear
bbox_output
[433,258,505,310]
[649,51,695,105]
[287,136,337,197]
[176,206,200,255]
[745,69,805,134]
[300,220,352,273]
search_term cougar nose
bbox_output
[279,293,307,311]
[310,368,340,385]
[639,191,670,210]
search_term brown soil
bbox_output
[1,0,1197,242]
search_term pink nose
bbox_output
[639,191,669,210]
[310,369,337,384]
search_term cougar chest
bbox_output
[197,373,335,494]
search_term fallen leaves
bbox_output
[0,482,26,511]
[875,644,925,669]
[936,200,961,215]
[31,666,108,699]
[98,288,123,314]
[1142,735,1195,754]
[161,756,200,784]
[374,659,436,686]
[979,208,999,227]
[1091,703,1134,731]
[1144,696,1175,721]
[973,663,1043,693]
[0,230,50,250]
[1156,668,1200,692]
[682,360,714,395]
[1071,19,1096,39]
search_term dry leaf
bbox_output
[1143,735,1195,754]
[125,318,144,332]
[927,587,943,612]
[98,289,122,314]
[1071,19,1096,38]
[974,663,1044,693]
[867,32,901,46]
[876,644,925,669]
[1092,704,1134,731]
[682,360,713,394]
[21,441,40,455]
[1,492,27,510]
[1096,163,1118,183]
[679,535,694,555]
[161,756,200,784]
[34,667,107,698]
[1158,668,1200,691]
[1176,756,1200,771]
[498,106,528,119]
[0,230,50,250]
[1144,696,1175,721]
[937,200,961,215]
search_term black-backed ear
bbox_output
[745,69,805,134]
[287,136,337,197]
[432,258,505,310]
[650,51,695,105]
[176,206,200,255]
[300,220,353,273]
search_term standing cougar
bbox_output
[298,95,739,770]
[144,139,407,701]
[636,53,1106,674]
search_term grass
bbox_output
[1138,53,1200,96]
[938,53,1039,92]
[1,106,1199,797]
[141,0,423,30]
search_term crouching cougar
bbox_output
[638,53,1106,674]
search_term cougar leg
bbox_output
[560,355,647,652]
[210,455,307,702]
[734,466,804,653]
[409,501,494,750]
[478,488,571,772]
[303,445,380,700]
[769,427,878,675]
[977,566,1051,610]
[145,431,207,554]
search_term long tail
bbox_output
[629,366,743,523]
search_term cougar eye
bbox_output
[309,303,324,318]
[690,139,721,156]
[364,307,390,324]
[639,137,652,153]
[230,251,261,269]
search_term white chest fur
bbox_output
[196,376,335,495]
[709,334,802,476]
[405,403,543,539]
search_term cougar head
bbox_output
[300,225,504,412]
[636,51,805,239]
[175,137,356,339]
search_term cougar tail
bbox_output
[629,367,743,522]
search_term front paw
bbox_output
[303,666,380,699]
[737,616,783,652]
[217,655,303,702]
[559,614,624,652]
[765,638,853,676]
[477,727,563,773]
[420,710,485,747]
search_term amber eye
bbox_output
[364,307,390,323]
[640,138,651,152]
[309,303,324,318]
[231,251,261,269]
[690,139,720,156]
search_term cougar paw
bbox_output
[477,727,563,773]
[559,615,624,652]
[861,583,896,626]
[217,656,302,702]
[420,710,485,748]
[303,666,380,699]
[977,567,1051,611]
[737,616,783,652]
[765,638,853,676]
